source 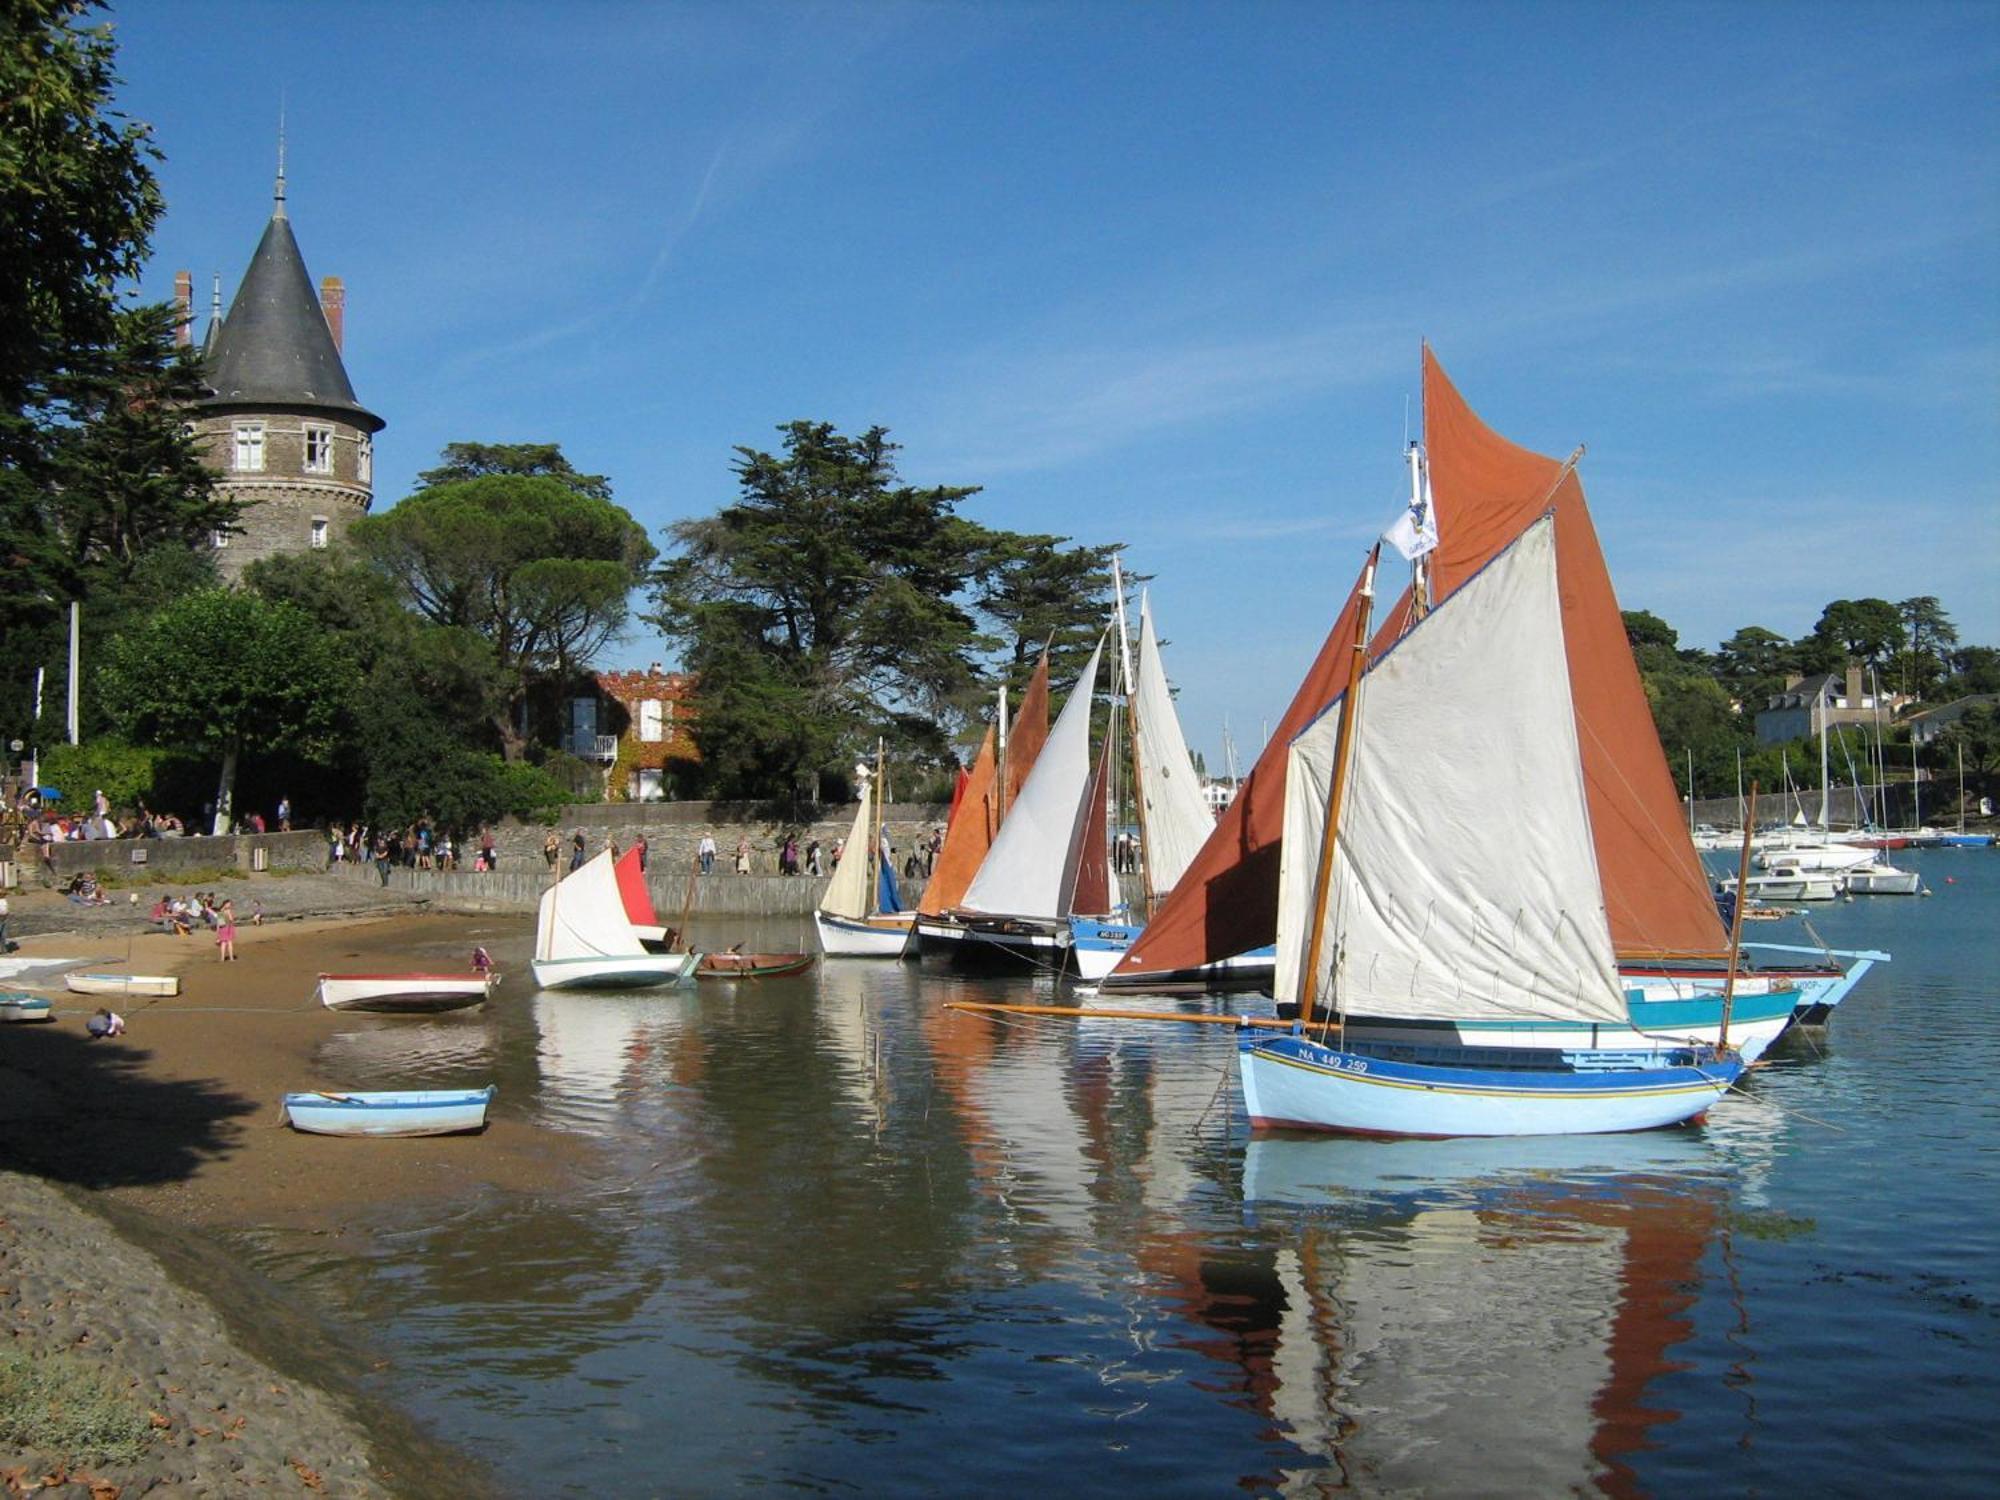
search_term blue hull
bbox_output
[282,1085,497,1137]
[1238,1033,1741,1138]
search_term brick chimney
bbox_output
[173,270,193,347]
[318,276,345,351]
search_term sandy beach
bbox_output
[2,894,590,1495]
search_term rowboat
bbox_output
[65,972,178,998]
[316,971,499,1014]
[280,1086,496,1137]
[694,951,817,980]
[0,991,53,1023]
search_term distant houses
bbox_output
[566,667,700,801]
[1753,666,1905,745]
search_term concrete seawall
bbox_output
[327,859,930,917]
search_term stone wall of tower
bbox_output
[194,408,374,581]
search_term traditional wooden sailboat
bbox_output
[815,743,917,957]
[532,850,696,990]
[1071,566,1224,980]
[1240,516,1743,1137]
[915,654,1051,956]
[924,639,1109,966]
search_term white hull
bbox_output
[1754,843,1873,873]
[531,952,696,991]
[65,973,178,998]
[813,910,914,958]
[1727,871,1840,902]
[317,972,497,1013]
[1844,865,1921,895]
[0,995,53,1023]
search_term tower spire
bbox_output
[274,97,287,217]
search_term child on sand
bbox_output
[86,1008,126,1039]
[216,899,238,962]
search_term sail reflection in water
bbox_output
[1234,1135,1732,1495]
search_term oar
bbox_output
[944,1000,1292,1030]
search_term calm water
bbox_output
[258,852,1999,1496]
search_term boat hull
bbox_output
[1069,917,1142,980]
[530,953,696,990]
[317,972,496,1013]
[281,1086,496,1137]
[65,973,178,998]
[1844,867,1922,895]
[813,910,915,958]
[694,951,816,980]
[1238,1033,1740,1138]
[916,912,1070,969]
[0,992,53,1023]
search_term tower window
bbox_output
[358,434,373,484]
[233,422,265,472]
[310,517,329,550]
[304,424,334,474]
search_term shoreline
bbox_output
[1,896,590,1496]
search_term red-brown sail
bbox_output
[1112,347,1725,981]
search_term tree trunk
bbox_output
[211,744,239,835]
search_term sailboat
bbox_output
[1106,347,1879,1035]
[815,744,917,956]
[914,654,1051,957]
[922,638,1110,966]
[1071,566,1224,980]
[532,850,696,990]
[1239,515,1743,1137]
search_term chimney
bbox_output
[173,270,193,347]
[319,276,345,351]
[1845,664,1863,709]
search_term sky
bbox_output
[109,0,1998,770]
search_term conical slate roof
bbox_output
[203,208,383,432]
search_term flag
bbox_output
[1383,449,1440,561]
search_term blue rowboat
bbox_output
[281,1085,496,1137]
[1238,1033,1741,1138]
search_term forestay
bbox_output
[1274,518,1625,1026]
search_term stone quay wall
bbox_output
[327,859,928,917]
[2,830,326,887]
[480,800,955,877]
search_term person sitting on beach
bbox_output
[472,945,493,975]
[250,898,264,927]
[85,1007,126,1039]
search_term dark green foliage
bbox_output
[36,738,168,812]
[1945,645,2000,698]
[1809,598,1905,671]
[418,440,612,501]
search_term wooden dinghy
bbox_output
[0,991,54,1023]
[694,951,817,980]
[316,971,498,1014]
[65,972,179,998]
[281,1085,496,1137]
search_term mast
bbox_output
[1109,557,1154,912]
[1958,741,1966,834]
[1687,748,1695,835]
[1299,547,1380,1037]
[1816,695,1831,831]
[868,739,886,919]
[1719,783,1759,1050]
[1736,747,1745,832]
[1405,442,1433,623]
[995,679,1010,833]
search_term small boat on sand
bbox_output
[281,1086,496,1137]
[65,973,179,998]
[0,992,53,1023]
[316,971,498,1014]
[694,951,816,980]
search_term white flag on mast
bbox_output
[1383,442,1440,561]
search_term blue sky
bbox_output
[112,1,1997,767]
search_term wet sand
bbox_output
[2,911,591,1233]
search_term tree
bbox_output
[1943,645,2000,698]
[648,422,997,803]
[348,446,654,759]
[1896,596,1958,703]
[1808,598,1905,671]
[97,589,356,833]
[1940,705,2000,776]
[418,441,612,501]
[1714,625,1796,707]
[974,531,1124,691]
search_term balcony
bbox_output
[570,732,618,763]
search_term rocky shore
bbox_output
[2,888,542,1497]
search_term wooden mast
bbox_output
[1110,558,1155,913]
[1299,546,1379,1035]
[1718,783,1759,1049]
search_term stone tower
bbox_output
[181,165,384,581]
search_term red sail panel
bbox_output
[919,653,1053,917]
[1063,733,1117,919]
[614,847,659,927]
[1422,350,1728,960]
[1114,347,1725,980]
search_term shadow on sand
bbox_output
[0,1024,258,1188]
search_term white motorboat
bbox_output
[1842,861,1923,895]
[1724,863,1841,902]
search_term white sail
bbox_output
[818,774,876,922]
[1131,590,1217,899]
[1274,517,1624,1025]
[960,639,1105,920]
[537,850,648,962]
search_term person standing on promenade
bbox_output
[544,831,560,869]
[698,832,716,875]
[481,826,497,870]
[635,833,649,872]
[570,830,586,871]
[277,795,291,832]
[216,900,238,962]
[734,836,751,875]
